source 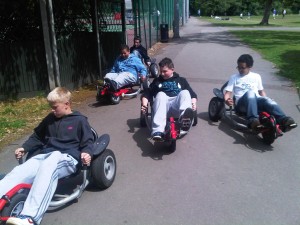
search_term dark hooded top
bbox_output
[22,111,94,162]
[143,72,197,99]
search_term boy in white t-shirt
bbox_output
[224,54,296,132]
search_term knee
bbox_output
[244,90,257,100]
[179,90,191,99]
[155,92,168,100]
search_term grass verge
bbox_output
[230,30,300,87]
[0,85,96,151]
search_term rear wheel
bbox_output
[150,63,159,78]
[1,193,27,220]
[208,97,225,122]
[91,149,116,189]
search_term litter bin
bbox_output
[160,24,169,43]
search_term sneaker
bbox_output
[152,132,164,142]
[179,108,194,132]
[248,118,261,131]
[280,116,297,132]
[6,215,36,225]
[104,79,118,91]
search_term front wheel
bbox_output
[169,140,176,152]
[1,193,27,221]
[110,95,120,105]
[208,97,225,122]
[91,149,116,189]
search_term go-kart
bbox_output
[208,82,296,145]
[0,129,116,224]
[96,76,149,105]
[131,49,159,79]
[140,101,197,152]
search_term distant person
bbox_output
[273,9,277,19]
[282,9,286,18]
[197,9,201,17]
[247,12,251,19]
[240,13,243,20]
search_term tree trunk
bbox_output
[260,0,273,25]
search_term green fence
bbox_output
[132,0,174,49]
[0,0,184,100]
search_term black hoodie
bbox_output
[144,72,197,99]
[22,111,94,162]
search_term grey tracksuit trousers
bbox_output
[0,151,77,224]
[151,90,192,135]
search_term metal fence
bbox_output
[0,0,187,100]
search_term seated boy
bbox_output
[224,54,297,132]
[0,87,94,225]
[141,57,197,141]
[104,44,147,91]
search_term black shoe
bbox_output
[280,116,297,132]
[152,132,164,142]
[105,79,118,91]
[179,108,194,132]
[248,118,261,131]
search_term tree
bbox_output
[259,0,273,25]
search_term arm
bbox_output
[224,91,234,106]
[79,118,94,165]
[191,98,197,111]
[134,57,147,78]
[141,96,149,114]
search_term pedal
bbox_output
[180,118,192,132]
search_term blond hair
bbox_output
[47,87,72,103]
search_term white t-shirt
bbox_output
[225,71,264,103]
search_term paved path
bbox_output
[1,17,300,225]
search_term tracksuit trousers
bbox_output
[0,151,78,224]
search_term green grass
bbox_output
[200,15,300,87]
[230,30,300,87]
[200,14,300,27]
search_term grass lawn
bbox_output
[200,14,300,27]
[200,15,300,86]
[230,30,300,86]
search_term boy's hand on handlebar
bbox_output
[15,148,25,160]
[141,105,148,114]
[225,98,233,106]
[81,152,91,166]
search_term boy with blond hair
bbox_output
[0,87,94,225]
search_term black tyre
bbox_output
[169,140,176,152]
[110,95,120,105]
[260,114,276,145]
[150,63,159,78]
[262,131,276,145]
[140,111,147,127]
[1,193,27,219]
[91,149,116,189]
[208,97,225,122]
[192,110,198,126]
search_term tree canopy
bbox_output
[190,0,300,24]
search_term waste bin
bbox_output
[160,24,169,43]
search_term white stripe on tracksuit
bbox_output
[0,151,78,224]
